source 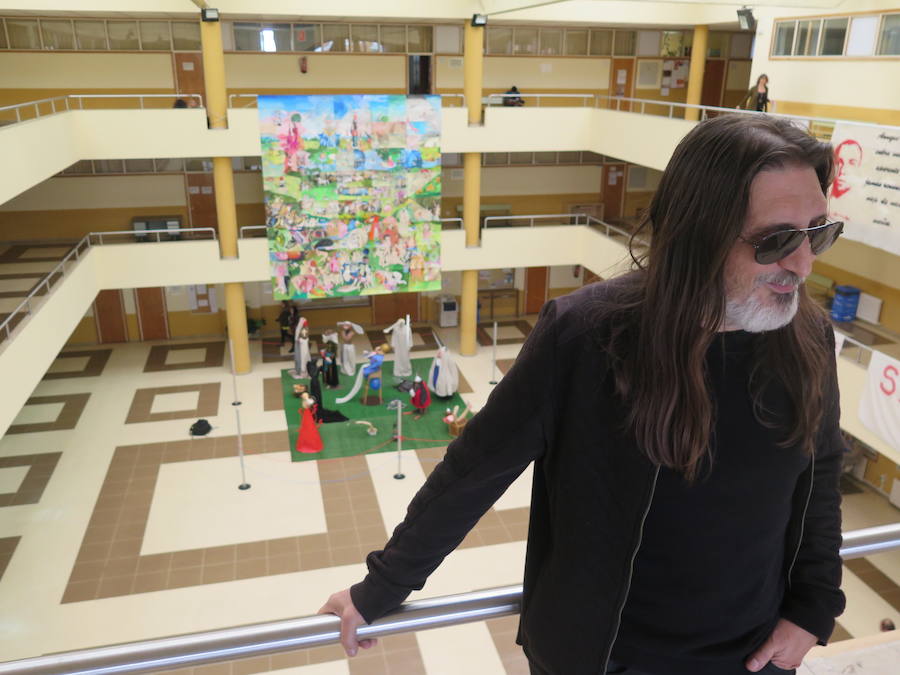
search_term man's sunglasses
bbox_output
[739,220,843,265]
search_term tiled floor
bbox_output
[476,321,533,347]
[6,392,91,434]
[1,323,898,674]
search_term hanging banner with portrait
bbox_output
[828,121,900,256]
[258,95,442,300]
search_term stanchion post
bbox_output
[388,399,406,480]
[229,340,251,491]
[489,320,499,385]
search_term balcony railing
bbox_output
[227,93,467,109]
[0,94,204,125]
[1,523,897,675]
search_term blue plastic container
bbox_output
[831,285,861,322]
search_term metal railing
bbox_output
[439,217,463,230]
[2,524,897,675]
[0,228,216,345]
[485,92,596,107]
[483,212,591,228]
[227,93,466,108]
[239,224,267,238]
[0,94,205,126]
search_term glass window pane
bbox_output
[565,29,588,55]
[293,24,319,51]
[540,28,562,55]
[233,23,260,51]
[352,24,380,52]
[185,158,212,172]
[172,22,201,50]
[63,160,94,174]
[773,22,795,55]
[380,25,405,52]
[94,159,124,174]
[707,31,727,57]
[818,18,847,55]
[589,29,612,55]
[613,30,635,56]
[534,151,557,164]
[558,151,581,163]
[124,159,155,173]
[583,151,604,163]
[795,19,820,55]
[321,24,350,52]
[140,21,172,50]
[434,25,461,54]
[155,158,184,172]
[259,24,290,52]
[484,153,508,166]
[41,20,74,50]
[441,153,461,166]
[487,27,512,54]
[407,25,432,52]
[879,14,900,55]
[660,31,685,57]
[75,21,107,49]
[508,152,533,164]
[0,21,6,49]
[513,27,538,54]
[243,157,262,171]
[7,19,41,49]
[729,33,752,58]
[108,21,139,50]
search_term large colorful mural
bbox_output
[258,95,442,299]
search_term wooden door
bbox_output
[94,290,128,343]
[610,58,635,111]
[701,59,726,111]
[174,53,205,99]
[524,267,549,315]
[372,292,420,325]
[186,173,217,230]
[583,268,602,286]
[602,164,626,221]
[135,287,169,340]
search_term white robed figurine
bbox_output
[428,345,459,397]
[337,321,364,377]
[384,315,413,377]
[293,317,310,378]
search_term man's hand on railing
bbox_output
[318,588,378,656]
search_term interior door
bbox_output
[372,292,420,325]
[174,53,205,100]
[602,164,626,221]
[610,58,635,111]
[135,287,169,340]
[524,267,549,315]
[94,290,128,343]
[701,59,727,111]
[186,173,217,230]
[407,55,432,95]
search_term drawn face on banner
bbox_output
[831,139,863,199]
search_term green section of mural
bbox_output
[259,94,442,299]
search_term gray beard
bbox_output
[724,272,801,333]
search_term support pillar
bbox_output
[685,26,709,122]
[200,13,251,373]
[459,22,485,357]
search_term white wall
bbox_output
[442,165,602,198]
[0,52,174,89]
[1,175,187,211]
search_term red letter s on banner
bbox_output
[880,365,898,396]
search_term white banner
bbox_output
[834,328,846,358]
[828,122,900,256]
[859,350,900,452]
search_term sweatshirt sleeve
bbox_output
[780,329,846,643]
[350,300,560,623]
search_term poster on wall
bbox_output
[828,121,900,256]
[859,350,900,452]
[258,94,442,300]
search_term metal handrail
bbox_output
[0,228,217,344]
[68,94,204,110]
[226,93,466,108]
[439,217,464,230]
[239,224,267,237]
[1,525,897,675]
[0,94,205,126]
[486,92,595,107]
[483,213,589,228]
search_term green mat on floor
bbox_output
[280,357,465,462]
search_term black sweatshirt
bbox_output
[613,330,812,674]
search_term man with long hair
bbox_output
[320,115,846,674]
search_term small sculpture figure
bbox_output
[295,392,323,454]
[321,330,340,388]
[338,321,364,376]
[293,317,310,378]
[410,374,431,418]
[384,315,413,377]
[428,346,459,398]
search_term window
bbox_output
[613,30,636,56]
[773,21,795,55]
[487,27,512,54]
[564,29,588,55]
[508,152,533,164]
[558,151,581,163]
[879,14,900,55]
[539,28,562,55]
[794,19,821,55]
[636,31,661,56]
[139,21,172,50]
[351,24,380,52]
[588,29,612,55]
[233,23,261,51]
[484,153,509,165]
[846,15,878,56]
[155,158,185,172]
[660,31,686,57]
[260,24,290,52]
[380,25,406,52]
[707,32,728,57]
[0,21,6,49]
[74,21,107,50]
[534,152,557,165]
[62,160,94,175]
[107,21,139,50]
[321,24,350,52]
[93,159,125,174]
[513,27,538,54]
[407,25,433,52]
[172,22,201,50]
[6,19,41,49]
[819,18,847,55]
[40,20,74,49]
[124,159,155,173]
[293,24,319,51]
[434,25,461,54]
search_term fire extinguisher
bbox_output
[299,56,308,74]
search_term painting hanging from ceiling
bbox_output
[258,94,442,300]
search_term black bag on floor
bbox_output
[190,418,212,437]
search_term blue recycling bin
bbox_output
[831,285,860,322]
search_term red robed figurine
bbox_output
[410,374,431,417]
[296,392,323,453]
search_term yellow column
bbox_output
[200,15,251,373]
[459,23,485,357]
[685,26,709,122]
